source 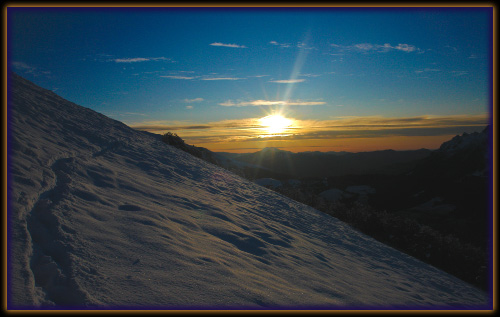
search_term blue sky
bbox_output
[8,6,492,152]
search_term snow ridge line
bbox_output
[26,157,90,306]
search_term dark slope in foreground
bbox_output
[8,73,488,309]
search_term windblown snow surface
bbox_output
[7,74,489,309]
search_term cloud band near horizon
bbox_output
[128,114,489,150]
[219,100,326,107]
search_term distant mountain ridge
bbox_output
[439,126,489,155]
[413,125,489,180]
[217,147,433,179]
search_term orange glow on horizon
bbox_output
[195,135,457,153]
[130,113,488,154]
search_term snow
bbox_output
[8,73,490,309]
[438,129,488,155]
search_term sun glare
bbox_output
[259,114,293,134]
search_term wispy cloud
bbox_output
[120,112,148,116]
[313,114,488,130]
[270,40,315,50]
[113,58,149,63]
[105,112,149,118]
[11,61,51,77]
[130,118,260,134]
[218,101,238,107]
[393,44,418,52]
[218,99,326,107]
[277,101,326,106]
[331,43,421,54]
[450,71,469,76]
[259,114,489,142]
[131,123,213,131]
[444,45,458,52]
[210,42,247,48]
[183,98,204,103]
[160,74,245,81]
[269,40,291,48]
[186,106,193,109]
[269,79,306,84]
[297,42,315,50]
[299,73,321,78]
[110,57,173,63]
[415,68,441,74]
[12,61,35,72]
[201,77,246,81]
[160,75,197,80]
[130,114,489,148]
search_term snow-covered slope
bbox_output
[8,73,489,309]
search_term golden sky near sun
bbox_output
[130,113,489,153]
[195,135,459,153]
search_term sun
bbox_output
[259,114,293,134]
